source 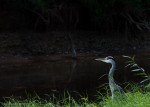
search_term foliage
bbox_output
[3,94,99,107]
[123,55,150,89]
[3,86,150,107]
[0,0,150,36]
[102,91,150,107]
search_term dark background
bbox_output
[0,0,150,55]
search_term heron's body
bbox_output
[95,56,125,99]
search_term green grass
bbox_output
[102,91,150,107]
[3,87,150,107]
[3,97,99,107]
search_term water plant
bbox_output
[3,86,150,107]
[3,92,99,107]
[123,55,150,88]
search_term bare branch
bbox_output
[126,13,150,31]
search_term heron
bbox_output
[95,56,125,99]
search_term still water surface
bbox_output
[0,53,149,100]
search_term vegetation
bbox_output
[3,86,150,107]
[3,95,98,107]
[1,0,150,55]
[123,55,150,89]
[0,0,150,36]
[102,90,150,107]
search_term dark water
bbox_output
[0,53,149,101]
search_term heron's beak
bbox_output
[95,58,106,62]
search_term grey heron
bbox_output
[95,56,125,99]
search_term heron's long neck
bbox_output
[108,60,116,83]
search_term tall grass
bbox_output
[3,92,99,107]
[3,85,150,107]
[102,91,150,107]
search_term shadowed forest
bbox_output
[1,0,150,32]
[0,0,150,56]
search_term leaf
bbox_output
[131,55,135,61]
[145,83,150,88]
[132,69,142,72]
[144,75,148,78]
[135,72,146,76]
[130,64,138,68]
[125,61,134,64]
[125,63,132,68]
[140,78,149,83]
[140,68,145,72]
[122,55,132,59]
[98,74,108,80]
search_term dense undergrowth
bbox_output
[3,86,150,107]
[102,88,150,107]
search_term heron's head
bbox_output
[95,56,114,64]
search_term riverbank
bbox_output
[3,87,150,107]
[0,31,150,57]
[0,31,150,63]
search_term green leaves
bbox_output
[132,69,142,72]
[123,55,150,88]
[123,55,135,60]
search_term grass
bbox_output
[3,86,150,107]
[102,91,150,107]
[3,97,99,107]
